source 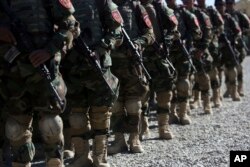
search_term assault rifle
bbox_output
[0,0,65,110]
[219,33,239,65]
[73,35,115,96]
[176,39,197,72]
[121,27,152,81]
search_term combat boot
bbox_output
[230,85,241,101]
[68,137,93,167]
[169,103,180,124]
[46,158,64,167]
[139,114,150,140]
[178,102,191,125]
[12,162,31,167]
[223,83,230,98]
[190,90,201,109]
[93,135,110,167]
[128,133,144,153]
[63,128,75,160]
[108,133,128,154]
[238,81,244,97]
[213,88,222,108]
[157,114,173,140]
[202,94,213,114]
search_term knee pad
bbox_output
[197,73,211,91]
[90,106,112,130]
[211,80,220,89]
[5,116,32,144]
[125,100,142,114]
[39,115,63,144]
[69,111,91,137]
[177,78,190,97]
[156,91,172,109]
[193,82,200,91]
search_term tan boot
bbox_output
[190,90,201,109]
[203,94,213,114]
[169,103,180,124]
[93,135,110,167]
[68,137,93,167]
[238,81,244,97]
[157,114,173,140]
[12,162,31,167]
[213,88,222,108]
[108,133,128,154]
[139,114,150,140]
[178,102,191,125]
[223,83,230,98]
[63,128,75,160]
[46,158,64,167]
[230,85,241,101]
[128,133,144,153]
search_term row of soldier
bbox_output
[0,0,249,167]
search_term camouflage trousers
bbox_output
[110,56,149,133]
[0,44,65,164]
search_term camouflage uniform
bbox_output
[108,0,154,154]
[139,0,179,139]
[183,0,213,114]
[0,0,78,166]
[197,1,224,108]
[225,0,250,97]
[215,0,242,101]
[166,0,202,125]
[60,0,122,167]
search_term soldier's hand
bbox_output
[194,49,204,59]
[29,49,51,67]
[0,27,17,44]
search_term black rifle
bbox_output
[176,39,197,72]
[219,33,239,65]
[153,1,175,73]
[121,27,152,81]
[73,35,116,96]
[0,0,65,110]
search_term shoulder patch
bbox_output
[205,17,212,27]
[170,15,178,25]
[194,17,200,27]
[143,13,152,28]
[111,10,123,24]
[59,0,72,9]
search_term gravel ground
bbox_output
[7,58,249,167]
[108,57,250,167]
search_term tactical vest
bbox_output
[118,0,140,40]
[72,0,103,47]
[223,14,235,41]
[9,0,53,48]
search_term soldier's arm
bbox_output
[183,8,202,40]
[193,11,212,51]
[133,4,155,49]
[46,0,80,56]
[159,2,178,32]
[207,6,224,34]
[237,12,250,34]
[229,15,242,39]
[100,1,123,50]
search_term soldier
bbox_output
[139,0,178,139]
[224,0,250,97]
[196,0,224,108]
[215,0,242,101]
[0,0,79,166]
[108,0,154,154]
[166,0,202,125]
[60,0,122,167]
[181,0,213,114]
